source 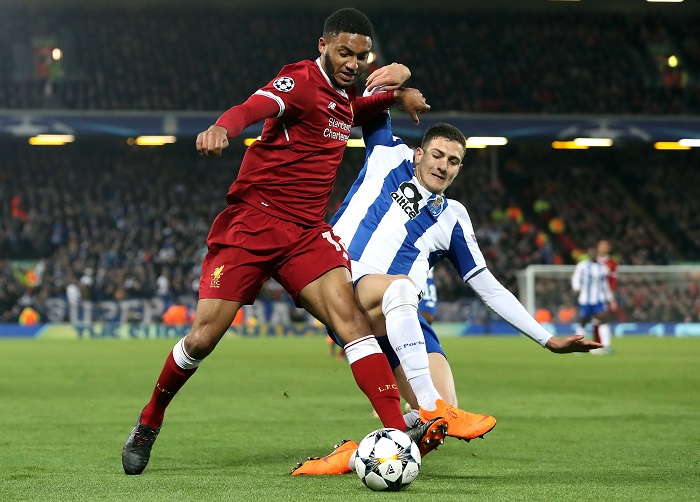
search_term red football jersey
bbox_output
[227,59,358,226]
[598,255,618,292]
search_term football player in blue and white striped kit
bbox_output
[418,268,437,325]
[292,95,602,476]
[572,246,613,353]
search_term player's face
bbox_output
[597,240,610,256]
[319,32,372,88]
[414,137,464,194]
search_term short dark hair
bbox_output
[421,123,467,153]
[323,8,374,40]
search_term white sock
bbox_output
[343,335,382,365]
[403,408,421,428]
[383,279,442,411]
[349,449,357,471]
[408,374,441,411]
[172,337,202,370]
[599,324,612,347]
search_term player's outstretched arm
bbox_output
[394,88,431,125]
[545,335,603,354]
[366,63,411,92]
[467,270,604,353]
[197,92,282,157]
[196,126,229,157]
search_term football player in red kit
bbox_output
[595,239,618,353]
[122,8,443,475]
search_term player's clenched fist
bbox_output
[196,125,229,157]
[394,88,430,125]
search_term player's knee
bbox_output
[382,277,419,316]
[184,328,222,359]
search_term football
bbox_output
[354,428,421,491]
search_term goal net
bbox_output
[517,265,700,323]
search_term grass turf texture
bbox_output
[1,336,698,501]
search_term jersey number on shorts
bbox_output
[322,231,343,252]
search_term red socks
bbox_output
[140,351,197,429]
[350,353,405,430]
[138,343,405,433]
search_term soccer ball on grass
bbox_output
[354,428,421,491]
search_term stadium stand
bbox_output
[1,5,699,323]
[2,139,698,323]
[0,7,698,113]
[0,142,227,316]
[501,146,681,265]
[616,149,700,261]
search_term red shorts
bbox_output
[199,201,350,305]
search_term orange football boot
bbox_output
[290,440,358,475]
[419,399,496,442]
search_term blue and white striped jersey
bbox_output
[418,268,437,315]
[331,112,486,297]
[572,259,612,306]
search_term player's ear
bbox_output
[318,37,327,55]
[414,147,423,164]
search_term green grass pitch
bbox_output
[1,335,698,501]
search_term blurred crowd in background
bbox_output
[0,7,698,114]
[1,5,699,324]
[2,141,699,324]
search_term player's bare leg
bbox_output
[396,352,458,426]
[590,313,612,355]
[122,298,241,475]
[356,274,495,443]
[298,267,406,431]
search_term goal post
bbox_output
[517,264,700,323]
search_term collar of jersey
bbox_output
[315,58,349,99]
[411,174,443,202]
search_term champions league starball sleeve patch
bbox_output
[273,76,295,92]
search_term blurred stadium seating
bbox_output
[1,3,699,324]
[0,6,699,113]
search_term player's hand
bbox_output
[545,335,603,354]
[196,125,229,157]
[608,299,618,312]
[395,88,430,125]
[366,63,411,92]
